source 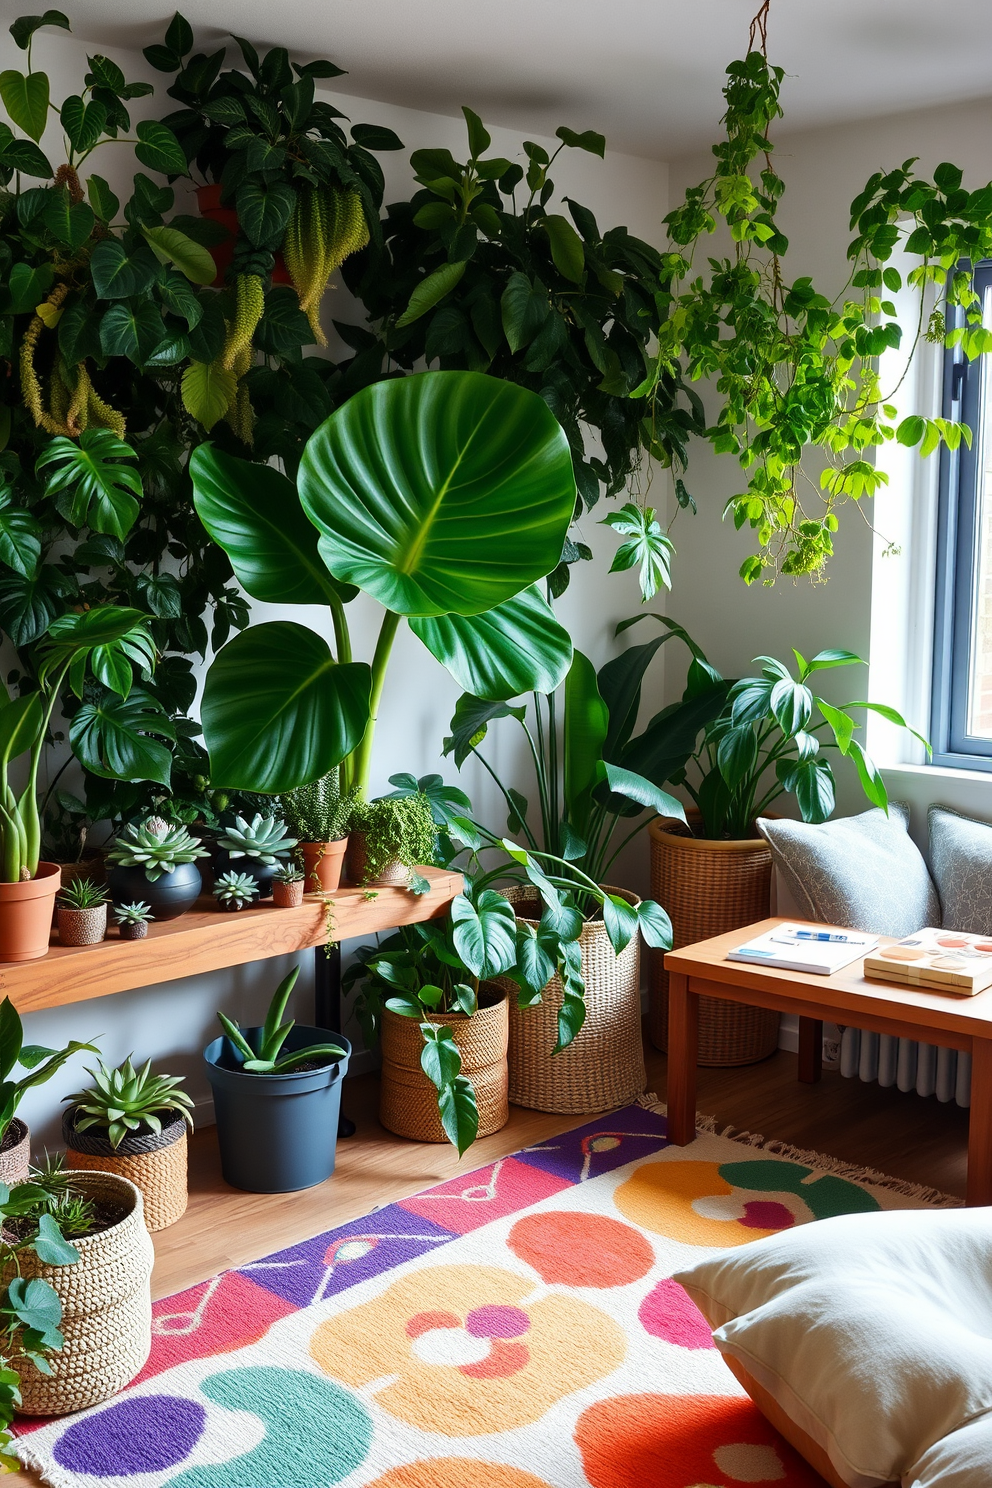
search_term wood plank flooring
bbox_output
[7,1036,969,1484]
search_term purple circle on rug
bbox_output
[53,1395,206,1476]
[740,1199,795,1230]
[465,1304,531,1339]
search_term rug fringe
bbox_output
[637,1092,963,1208]
[14,1437,75,1487]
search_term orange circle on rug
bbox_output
[613,1161,784,1246]
[367,1461,552,1488]
[507,1210,655,1287]
[575,1391,824,1487]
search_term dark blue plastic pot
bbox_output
[204,1025,351,1193]
[107,861,202,921]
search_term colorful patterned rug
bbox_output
[15,1104,956,1488]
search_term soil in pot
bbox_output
[107,861,202,921]
[63,1107,189,1232]
[0,1116,30,1185]
[380,985,509,1143]
[0,861,61,961]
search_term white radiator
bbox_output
[839,1029,971,1108]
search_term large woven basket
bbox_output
[501,885,645,1115]
[0,1117,29,1186]
[648,818,778,1066]
[8,1170,153,1416]
[379,985,508,1143]
[62,1108,189,1232]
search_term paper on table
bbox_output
[727,923,878,976]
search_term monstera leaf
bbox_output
[410,586,572,700]
[298,371,576,617]
[201,622,372,791]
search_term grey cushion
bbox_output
[755,805,939,937]
[929,806,992,936]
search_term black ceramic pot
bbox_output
[212,850,276,900]
[107,861,202,921]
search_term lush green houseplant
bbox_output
[348,793,438,888]
[63,1057,194,1150]
[1,997,97,1179]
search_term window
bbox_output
[932,262,992,768]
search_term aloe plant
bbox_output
[64,1057,194,1150]
[217,967,345,1073]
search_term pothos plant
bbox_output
[346,107,704,595]
[638,7,992,583]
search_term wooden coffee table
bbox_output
[665,917,992,1206]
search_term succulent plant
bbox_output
[217,966,345,1074]
[214,870,258,910]
[114,901,153,926]
[272,863,304,885]
[107,816,209,882]
[217,813,297,865]
[64,1057,194,1150]
[57,878,108,911]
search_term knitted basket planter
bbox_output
[62,1108,189,1232]
[56,902,107,947]
[0,1116,30,1186]
[7,1170,153,1416]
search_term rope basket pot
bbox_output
[648,817,778,1066]
[0,1117,29,1185]
[62,1108,189,1232]
[500,885,645,1115]
[379,984,508,1143]
[7,1170,153,1416]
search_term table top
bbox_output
[665,916,992,1040]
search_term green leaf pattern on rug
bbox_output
[718,1160,880,1220]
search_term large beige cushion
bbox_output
[905,1411,992,1486]
[674,1207,992,1488]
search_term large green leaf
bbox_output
[141,225,215,285]
[134,120,186,175]
[0,493,41,578]
[450,889,517,979]
[0,564,72,646]
[99,301,166,366]
[181,360,236,431]
[36,429,142,540]
[38,606,156,700]
[0,70,49,141]
[411,586,572,700]
[89,240,160,299]
[563,650,609,839]
[443,693,526,768]
[70,688,175,784]
[190,446,351,607]
[201,622,372,792]
[298,370,576,618]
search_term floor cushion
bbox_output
[929,805,992,936]
[905,1409,992,1486]
[755,805,939,937]
[673,1207,992,1488]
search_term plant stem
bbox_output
[350,610,401,797]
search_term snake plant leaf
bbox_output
[298,370,576,618]
[201,622,372,792]
[0,693,43,770]
[410,585,572,700]
[563,650,610,841]
[190,446,355,607]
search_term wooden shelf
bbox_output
[3,868,464,1015]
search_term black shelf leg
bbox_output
[313,943,355,1138]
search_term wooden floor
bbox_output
[9,1034,969,1484]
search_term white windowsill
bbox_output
[881,761,992,788]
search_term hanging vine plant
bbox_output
[638,0,992,583]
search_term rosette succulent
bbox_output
[107,817,209,882]
[214,870,258,910]
[217,813,297,865]
[65,1057,194,1150]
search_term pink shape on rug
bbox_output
[399,1155,572,1235]
[741,1200,795,1230]
[466,1305,531,1339]
[638,1277,715,1349]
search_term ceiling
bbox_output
[5,0,992,160]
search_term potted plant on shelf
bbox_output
[106,817,209,921]
[62,1057,194,1232]
[280,774,354,893]
[271,864,305,908]
[115,902,153,941]
[204,966,350,1192]
[0,998,97,1185]
[213,871,258,912]
[213,812,297,899]
[55,879,108,948]
[345,887,516,1155]
[347,793,438,888]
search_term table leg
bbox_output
[798,1017,823,1084]
[313,944,356,1139]
[967,1038,992,1206]
[667,971,698,1145]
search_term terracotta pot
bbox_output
[272,878,305,908]
[0,1116,30,1185]
[196,183,292,287]
[299,838,348,893]
[345,830,408,887]
[379,985,509,1143]
[647,817,778,1066]
[63,1108,188,1232]
[0,862,60,961]
[57,901,107,947]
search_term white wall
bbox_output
[12,29,668,1143]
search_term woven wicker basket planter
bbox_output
[7,1170,153,1416]
[0,1116,29,1185]
[500,885,645,1115]
[379,985,509,1143]
[62,1108,189,1232]
[647,818,778,1066]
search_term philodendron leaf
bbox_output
[0,493,41,578]
[36,430,143,540]
[298,370,576,618]
[70,688,175,784]
[141,225,215,284]
[443,693,526,768]
[437,1072,478,1156]
[32,1214,80,1267]
[181,360,236,431]
[450,889,516,979]
[411,585,572,700]
[0,69,49,141]
[200,621,372,792]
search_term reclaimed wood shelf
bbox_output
[3,868,464,1016]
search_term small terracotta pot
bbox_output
[0,1116,30,1185]
[299,838,348,893]
[57,901,107,947]
[118,920,149,941]
[272,878,305,908]
[0,862,61,962]
[345,830,408,886]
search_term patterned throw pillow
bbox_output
[755,805,940,937]
[928,805,992,935]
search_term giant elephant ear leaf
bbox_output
[298,370,576,618]
[200,621,371,792]
[411,585,572,700]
